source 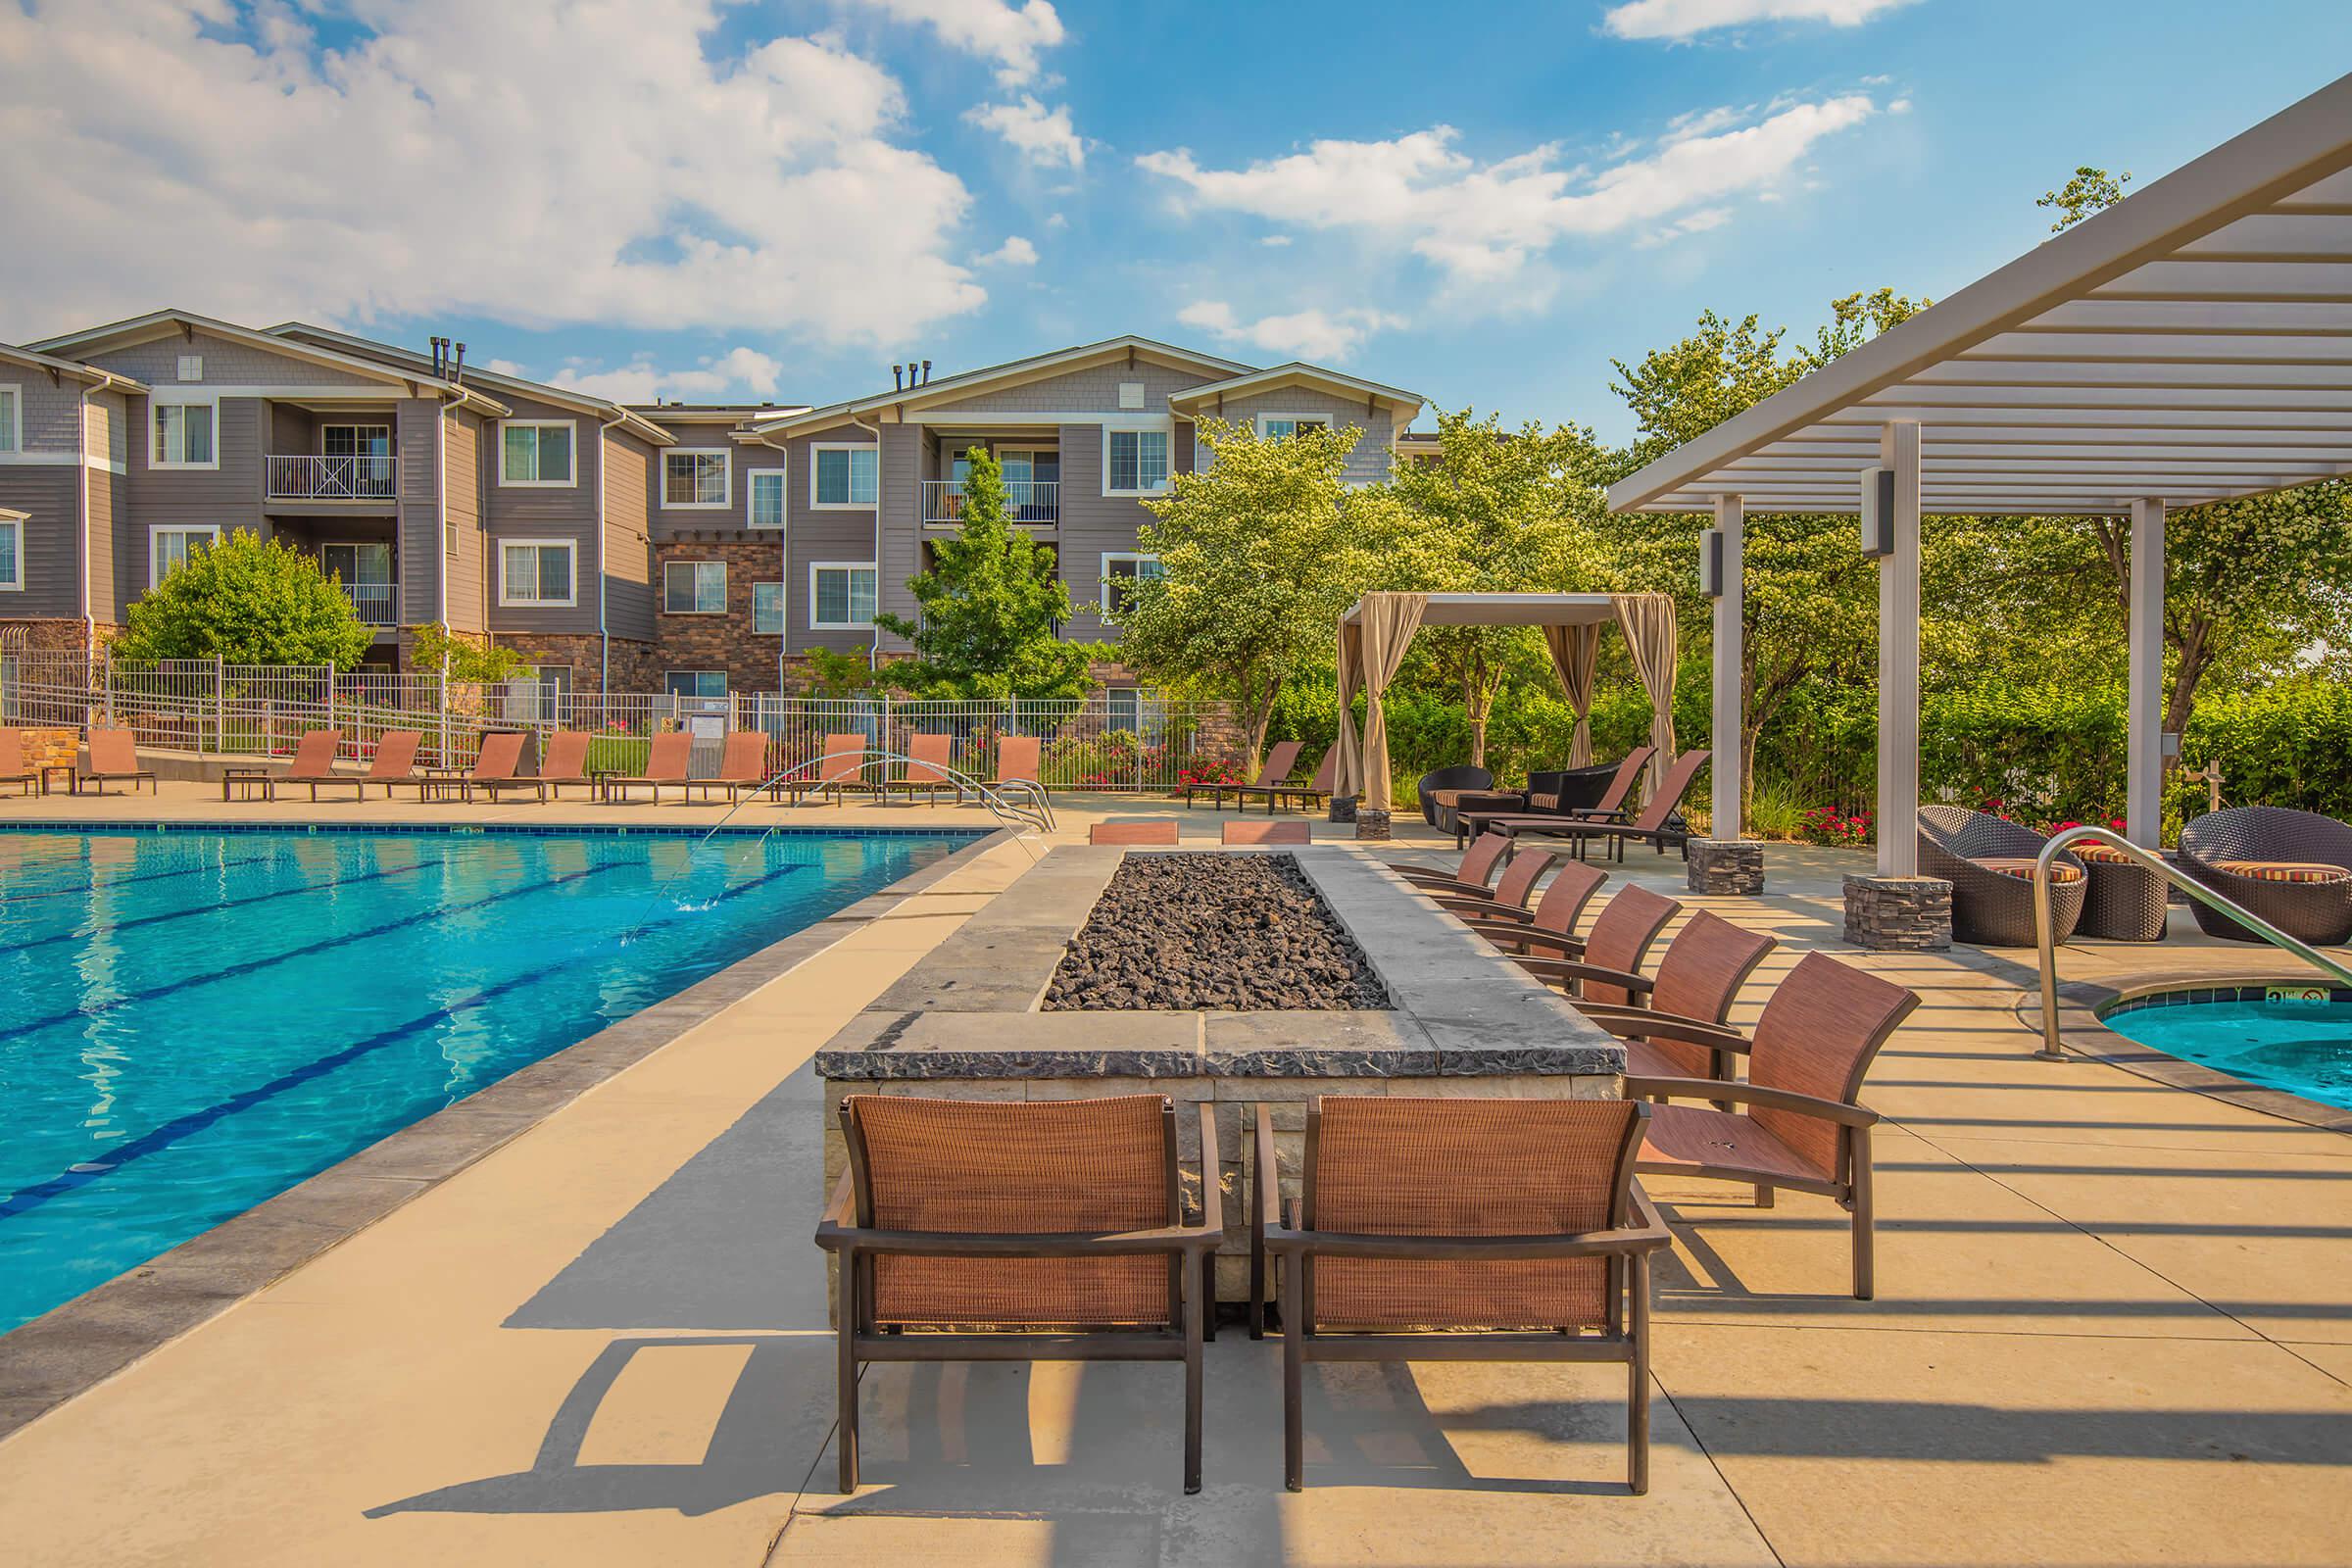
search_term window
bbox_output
[175,355,203,382]
[753,580,784,634]
[153,399,217,468]
[0,386,18,455]
[662,449,730,508]
[663,560,727,613]
[322,423,391,458]
[748,468,786,528]
[664,670,727,699]
[150,525,220,588]
[811,444,877,508]
[499,538,575,607]
[0,513,22,591]
[1257,415,1331,440]
[499,420,574,486]
[809,563,878,628]
[1100,552,1162,618]
[1103,426,1170,495]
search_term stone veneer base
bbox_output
[1689,838,1767,895]
[1353,807,1393,841]
[1843,873,1954,951]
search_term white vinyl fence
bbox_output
[0,653,1248,792]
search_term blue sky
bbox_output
[6,0,2350,444]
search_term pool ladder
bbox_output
[2029,825,2352,1059]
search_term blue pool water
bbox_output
[2103,995,2352,1111]
[0,825,973,1332]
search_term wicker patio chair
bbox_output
[1504,883,1681,1006]
[1253,1097,1672,1493]
[1415,764,1494,829]
[1392,832,1513,899]
[1609,951,1921,1299]
[2074,842,2170,942]
[1530,910,1777,1083]
[815,1094,1222,1494]
[1452,859,1610,957]
[2178,806,2352,946]
[1190,738,1300,810]
[1916,805,2086,948]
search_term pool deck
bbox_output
[0,786,2347,1567]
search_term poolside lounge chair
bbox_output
[537,731,597,800]
[1423,845,1557,921]
[809,732,876,805]
[1415,764,1494,830]
[1092,819,1179,845]
[1494,750,1711,862]
[1454,748,1655,847]
[1508,883,1681,1007]
[883,732,960,805]
[1197,739,1301,812]
[816,1094,1221,1494]
[1392,832,1513,899]
[602,731,693,804]
[73,728,156,795]
[453,732,544,803]
[1536,910,1777,1083]
[1917,805,2087,948]
[1451,859,1609,957]
[1254,1097,1670,1493]
[274,727,348,802]
[685,731,774,804]
[1610,950,1920,1299]
[2179,806,2352,947]
[305,729,426,801]
[1270,750,1338,814]
[1223,819,1310,845]
[0,728,43,796]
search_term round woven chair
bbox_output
[2178,807,2352,946]
[1416,764,1494,829]
[1916,805,2087,949]
[2072,842,2171,943]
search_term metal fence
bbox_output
[0,652,1248,792]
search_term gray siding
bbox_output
[0,466,78,618]
[923,359,1223,415]
[875,423,922,649]
[781,421,877,656]
[444,411,485,633]
[1208,389,1397,485]
[395,398,443,629]
[120,394,266,611]
[82,329,375,391]
[12,374,87,452]
[88,391,123,624]
[484,395,602,637]
[1055,420,1163,644]
[604,429,656,642]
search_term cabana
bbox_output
[1606,71,2352,946]
[1333,591,1680,838]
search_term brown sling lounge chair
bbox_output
[1499,750,1711,862]
[274,727,348,802]
[301,729,425,801]
[451,731,544,803]
[603,731,693,804]
[815,1094,1222,1494]
[74,728,156,795]
[537,731,595,800]
[1610,950,1920,1299]
[883,732,960,805]
[1452,859,1609,956]
[0,728,37,796]
[1534,910,1777,1083]
[1272,750,1338,814]
[1393,832,1512,899]
[1454,746,1654,847]
[1508,884,1682,1006]
[1254,1097,1671,1493]
[1193,738,1301,811]
[685,731,774,803]
[1424,846,1557,921]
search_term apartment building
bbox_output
[0,318,1425,700]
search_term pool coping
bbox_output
[2028,970,2352,1136]
[0,824,1015,1443]
[0,818,984,839]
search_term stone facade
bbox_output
[0,619,108,657]
[653,538,793,695]
[1689,838,1767,895]
[488,631,662,695]
[1842,874,1954,951]
[16,727,79,770]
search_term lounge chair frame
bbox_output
[72,728,157,796]
[1491,751,1710,862]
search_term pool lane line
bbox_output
[0,850,287,906]
[0,858,639,1048]
[0,860,809,1220]
[1,851,471,956]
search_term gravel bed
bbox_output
[1043,852,1391,1011]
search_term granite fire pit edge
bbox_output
[812,846,1626,1083]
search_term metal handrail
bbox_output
[2031,824,2352,1059]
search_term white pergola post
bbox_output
[2128,497,2167,848]
[1711,494,1745,838]
[1877,421,1922,878]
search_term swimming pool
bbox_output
[0,825,975,1332]
[2102,987,2352,1111]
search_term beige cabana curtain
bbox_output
[1333,618,1365,798]
[1612,592,1679,798]
[1542,622,1603,768]
[1337,591,1427,811]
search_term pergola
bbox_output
[1607,70,2352,890]
[1334,590,1681,820]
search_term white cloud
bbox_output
[1046,212,1068,228]
[1601,0,1920,41]
[550,345,788,404]
[982,235,1040,266]
[1138,96,1877,287]
[1176,302,1405,363]
[967,94,1085,170]
[1260,234,1293,248]
[0,1,984,345]
[848,0,1063,86]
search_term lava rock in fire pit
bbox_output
[1043,852,1391,1011]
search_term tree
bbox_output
[873,446,1100,700]
[1124,419,1386,766]
[112,529,374,669]
[1375,408,1614,765]
[2038,166,2132,231]
[405,620,536,683]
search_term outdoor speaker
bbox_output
[1699,528,1725,598]
[1858,466,1896,557]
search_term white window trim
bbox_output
[0,384,20,457]
[497,419,578,488]
[149,524,221,589]
[1255,412,1337,439]
[662,559,728,614]
[1100,418,1174,498]
[809,443,878,511]
[664,670,728,699]
[808,560,878,630]
[747,466,788,529]
[151,393,221,471]
[0,511,24,591]
[497,536,578,608]
[752,580,784,636]
[662,447,732,510]
[1099,551,1161,619]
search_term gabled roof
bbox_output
[1166,362,1424,419]
[0,343,147,396]
[30,309,503,416]
[628,404,811,428]
[266,321,673,444]
[747,335,1258,438]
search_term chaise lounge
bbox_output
[73,728,157,795]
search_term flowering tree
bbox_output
[113,529,374,669]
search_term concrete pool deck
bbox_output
[0,791,2347,1566]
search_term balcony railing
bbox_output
[340,582,399,627]
[922,478,1059,526]
[268,454,397,502]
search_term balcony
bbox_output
[268,454,397,502]
[339,581,400,627]
[922,479,1059,527]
